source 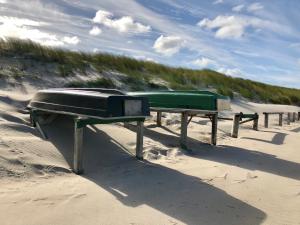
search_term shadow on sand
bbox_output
[190,144,300,181]
[145,123,180,137]
[241,131,288,145]
[291,126,300,133]
[0,111,29,125]
[37,116,266,225]
[140,125,300,181]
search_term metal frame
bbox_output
[286,112,299,125]
[29,109,145,174]
[292,112,297,122]
[231,112,259,138]
[287,113,291,125]
[151,107,218,148]
[263,112,284,128]
[28,106,146,121]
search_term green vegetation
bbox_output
[67,77,116,88]
[1,38,300,105]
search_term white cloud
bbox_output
[153,35,184,56]
[0,16,45,27]
[218,67,243,77]
[0,0,7,3]
[89,26,102,36]
[216,24,244,39]
[232,4,244,12]
[192,57,216,67]
[234,50,259,57]
[93,10,111,24]
[0,16,64,46]
[63,36,80,45]
[0,17,81,47]
[93,10,151,34]
[247,2,264,12]
[232,3,263,13]
[213,0,224,5]
[297,58,300,66]
[134,55,157,63]
[198,16,245,39]
[198,15,280,39]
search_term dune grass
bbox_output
[67,77,116,88]
[1,38,300,105]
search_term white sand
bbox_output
[0,88,300,225]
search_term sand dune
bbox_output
[0,88,300,225]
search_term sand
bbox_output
[0,87,300,225]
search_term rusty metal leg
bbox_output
[136,121,144,160]
[30,110,36,127]
[253,113,258,131]
[35,121,47,139]
[264,113,269,128]
[287,113,291,125]
[180,112,188,149]
[279,114,283,126]
[74,119,84,174]
[30,110,47,139]
[156,112,162,126]
[211,113,218,145]
[231,114,241,138]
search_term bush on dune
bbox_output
[1,38,300,106]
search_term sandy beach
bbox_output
[0,88,300,225]
[1,1,300,224]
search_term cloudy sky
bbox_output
[0,0,300,88]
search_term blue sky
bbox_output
[0,0,300,88]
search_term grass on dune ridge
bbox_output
[1,38,300,106]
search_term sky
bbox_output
[0,0,300,88]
